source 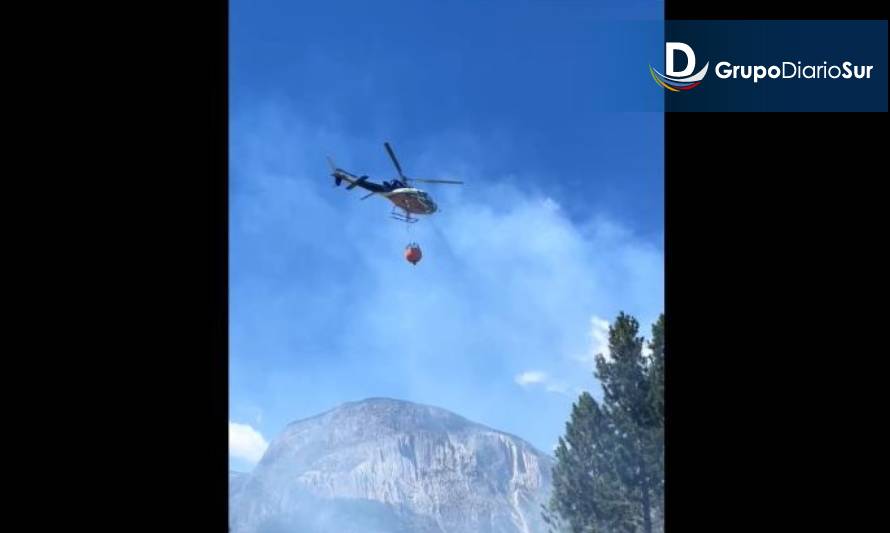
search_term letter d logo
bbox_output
[649,42,709,91]
[666,42,696,77]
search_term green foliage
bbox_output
[647,314,665,510]
[547,312,665,533]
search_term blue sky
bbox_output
[229,0,664,472]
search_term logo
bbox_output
[649,42,709,91]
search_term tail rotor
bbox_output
[326,156,343,187]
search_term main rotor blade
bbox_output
[384,142,406,179]
[407,178,464,185]
[360,191,377,200]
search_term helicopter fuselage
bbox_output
[384,187,438,215]
[332,169,438,215]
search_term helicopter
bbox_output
[326,142,463,223]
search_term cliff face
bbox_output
[230,398,554,533]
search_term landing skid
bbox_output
[391,208,418,223]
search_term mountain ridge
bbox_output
[231,397,554,533]
[281,397,546,454]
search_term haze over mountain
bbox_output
[230,398,554,533]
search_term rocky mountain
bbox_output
[229,398,554,533]
[230,470,248,499]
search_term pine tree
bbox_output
[648,314,665,421]
[547,312,665,533]
[550,392,633,532]
[646,314,665,527]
